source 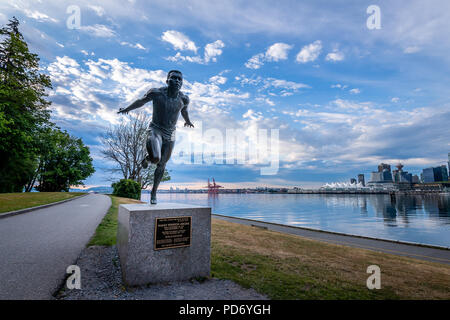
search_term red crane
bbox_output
[205,178,223,193]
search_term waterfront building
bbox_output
[412,175,419,184]
[392,163,413,183]
[321,181,366,190]
[358,174,365,186]
[382,169,393,182]
[370,171,383,182]
[368,163,395,189]
[370,163,393,183]
[369,170,392,183]
[422,166,449,182]
[436,165,448,182]
[422,167,435,183]
[350,178,357,184]
[378,163,391,173]
[448,153,450,179]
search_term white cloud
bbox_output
[265,43,293,61]
[120,41,148,51]
[166,52,203,64]
[23,9,58,23]
[47,55,250,134]
[325,49,345,62]
[88,5,105,17]
[80,24,116,38]
[255,97,275,106]
[243,109,264,120]
[296,40,322,63]
[166,39,225,64]
[404,46,421,54]
[209,75,227,85]
[266,78,310,91]
[245,42,292,69]
[391,97,400,103]
[238,74,309,95]
[349,88,360,94]
[161,30,198,53]
[331,84,348,89]
[275,98,450,170]
[47,56,80,82]
[245,53,265,69]
[204,40,225,63]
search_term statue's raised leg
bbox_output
[150,139,174,204]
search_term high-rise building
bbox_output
[422,167,435,183]
[422,166,449,183]
[370,171,383,182]
[412,175,419,183]
[350,178,357,184]
[436,165,448,182]
[369,163,394,183]
[378,163,391,173]
[448,153,450,179]
[392,163,412,183]
[358,174,365,186]
[382,169,393,181]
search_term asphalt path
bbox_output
[0,194,111,300]
[213,214,450,265]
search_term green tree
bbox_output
[112,179,141,200]
[0,17,52,192]
[32,128,95,192]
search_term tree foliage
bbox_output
[0,18,94,192]
[101,112,170,189]
[112,179,141,200]
[0,17,52,192]
[27,128,95,192]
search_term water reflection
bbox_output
[144,192,450,247]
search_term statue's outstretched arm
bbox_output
[181,108,194,128]
[181,95,194,127]
[118,89,155,114]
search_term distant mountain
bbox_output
[69,186,113,194]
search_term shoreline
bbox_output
[213,213,450,252]
[147,190,450,195]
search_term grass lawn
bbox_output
[88,195,143,246]
[0,192,86,213]
[90,195,450,300]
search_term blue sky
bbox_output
[1,0,449,189]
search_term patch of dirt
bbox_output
[56,245,268,300]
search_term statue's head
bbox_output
[166,70,183,90]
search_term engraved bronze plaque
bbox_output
[154,216,192,250]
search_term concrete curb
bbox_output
[0,193,89,220]
[212,213,450,251]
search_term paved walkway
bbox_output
[213,214,450,265]
[0,194,111,299]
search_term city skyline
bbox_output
[1,1,450,189]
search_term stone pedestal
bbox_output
[117,202,211,286]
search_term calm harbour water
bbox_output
[141,192,450,248]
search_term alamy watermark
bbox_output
[367,5,381,30]
[66,5,81,30]
[171,121,279,175]
[66,265,81,289]
[366,265,381,289]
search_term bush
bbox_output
[112,179,141,200]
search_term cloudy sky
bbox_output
[1,0,449,189]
